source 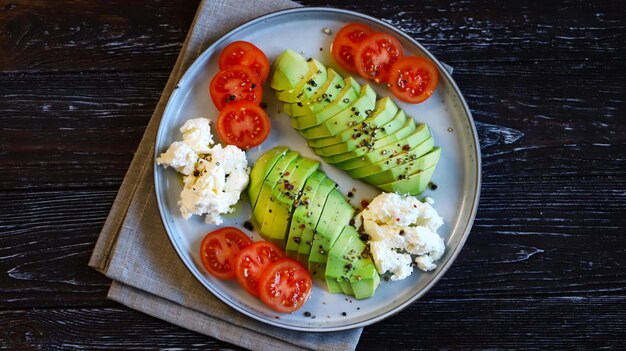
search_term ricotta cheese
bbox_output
[157,118,249,225]
[355,192,445,280]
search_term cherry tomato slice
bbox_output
[258,258,312,313]
[354,33,404,84]
[235,241,285,297]
[331,23,375,73]
[216,101,270,150]
[219,41,270,83]
[200,227,252,280]
[389,56,439,104]
[210,65,262,110]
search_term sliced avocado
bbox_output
[377,164,437,195]
[271,49,310,91]
[308,189,355,279]
[316,109,409,160]
[308,97,399,158]
[324,226,364,294]
[259,157,304,242]
[349,256,380,300]
[300,85,376,141]
[362,147,441,185]
[296,177,336,265]
[247,147,288,207]
[285,171,326,258]
[348,135,435,179]
[275,59,327,103]
[263,157,320,248]
[332,119,417,170]
[292,77,360,130]
[252,151,299,236]
[284,69,343,117]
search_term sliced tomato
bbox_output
[200,227,252,280]
[219,41,270,83]
[257,258,312,313]
[235,241,285,297]
[210,65,262,110]
[216,101,270,150]
[389,56,439,104]
[331,23,375,73]
[354,33,404,84]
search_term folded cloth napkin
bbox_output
[88,0,364,350]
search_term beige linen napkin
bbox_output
[88,0,363,350]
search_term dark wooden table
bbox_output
[1,0,624,349]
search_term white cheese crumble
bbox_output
[354,192,445,280]
[156,118,249,225]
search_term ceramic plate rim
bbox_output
[154,7,481,332]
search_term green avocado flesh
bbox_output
[271,49,442,195]
[285,171,326,259]
[247,147,288,207]
[283,69,343,117]
[300,84,377,140]
[275,59,327,103]
[292,76,360,130]
[247,147,379,299]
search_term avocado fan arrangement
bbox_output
[246,49,443,299]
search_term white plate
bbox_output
[154,7,480,332]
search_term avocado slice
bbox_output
[271,49,310,91]
[349,256,380,300]
[252,151,299,235]
[300,84,377,141]
[284,69,343,117]
[263,157,320,248]
[285,171,326,258]
[332,119,417,170]
[324,226,364,294]
[348,135,435,179]
[292,77,360,130]
[247,146,288,207]
[308,97,399,159]
[296,177,336,265]
[308,189,355,279]
[362,147,441,185]
[378,164,437,195]
[316,109,409,160]
[275,59,327,103]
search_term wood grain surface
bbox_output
[1,0,624,349]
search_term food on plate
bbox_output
[157,118,250,225]
[388,56,439,104]
[329,23,440,103]
[200,227,252,280]
[219,41,270,82]
[247,147,380,299]
[271,49,441,195]
[257,257,313,313]
[234,241,284,296]
[210,64,263,110]
[330,23,375,73]
[354,32,404,84]
[353,192,445,280]
[216,101,270,150]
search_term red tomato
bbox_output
[389,56,439,104]
[354,33,404,84]
[210,65,262,110]
[219,41,270,83]
[235,241,285,297]
[257,258,312,313]
[216,101,271,150]
[200,227,252,280]
[331,23,375,73]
